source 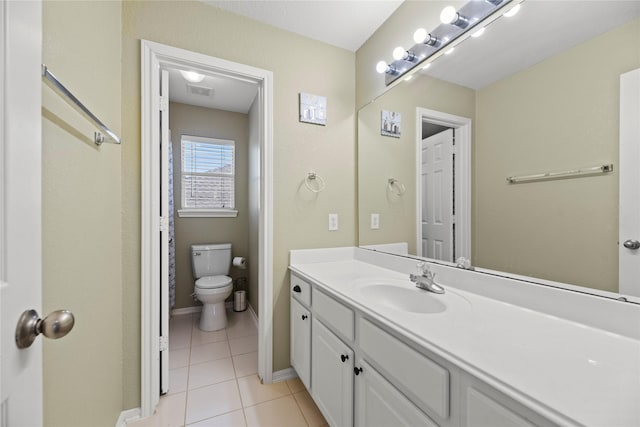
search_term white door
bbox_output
[1,1,43,425]
[160,69,170,393]
[421,129,454,261]
[619,68,640,297]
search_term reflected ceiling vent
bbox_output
[187,83,214,97]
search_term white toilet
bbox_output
[191,243,234,331]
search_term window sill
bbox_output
[178,209,238,218]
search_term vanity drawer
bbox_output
[291,274,311,307]
[314,289,354,341]
[359,318,450,420]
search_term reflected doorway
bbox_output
[415,108,472,263]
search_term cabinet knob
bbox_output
[293,285,302,293]
[354,366,363,376]
[341,354,349,363]
[301,314,308,320]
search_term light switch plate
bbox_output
[328,213,339,231]
[371,213,380,229]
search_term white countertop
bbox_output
[290,255,640,427]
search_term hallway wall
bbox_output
[121,1,356,409]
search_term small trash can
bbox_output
[234,290,247,312]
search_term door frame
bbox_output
[415,107,471,261]
[140,40,274,417]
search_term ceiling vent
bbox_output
[187,83,214,97]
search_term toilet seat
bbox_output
[195,275,232,289]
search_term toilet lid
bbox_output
[196,275,232,289]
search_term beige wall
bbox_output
[358,77,475,253]
[42,2,123,426]
[473,19,640,291]
[169,102,250,309]
[122,1,356,408]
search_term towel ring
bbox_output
[388,178,406,196]
[305,172,326,193]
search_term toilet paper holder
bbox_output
[233,256,247,269]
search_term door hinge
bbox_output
[159,336,168,352]
[159,216,169,232]
[158,95,168,112]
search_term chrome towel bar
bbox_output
[507,164,613,184]
[42,64,122,146]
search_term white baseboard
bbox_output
[272,367,298,383]
[171,306,202,316]
[115,408,141,427]
[248,303,258,328]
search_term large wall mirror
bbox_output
[358,1,640,299]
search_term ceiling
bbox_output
[167,68,259,113]
[203,0,404,52]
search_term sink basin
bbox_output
[356,282,446,314]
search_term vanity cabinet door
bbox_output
[291,298,311,390]
[312,318,354,427]
[355,359,438,427]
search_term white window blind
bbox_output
[181,135,235,210]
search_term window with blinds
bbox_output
[181,135,235,210]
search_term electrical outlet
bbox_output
[371,213,380,229]
[328,213,339,231]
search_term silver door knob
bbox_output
[623,239,640,250]
[15,309,75,349]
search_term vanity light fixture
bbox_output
[376,0,517,85]
[376,61,398,75]
[440,6,470,28]
[180,70,205,83]
[413,28,441,47]
[392,47,418,62]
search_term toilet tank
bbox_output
[191,243,232,278]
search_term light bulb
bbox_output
[393,47,407,61]
[471,27,485,38]
[413,28,428,44]
[503,3,520,17]
[422,63,431,70]
[404,75,413,82]
[180,70,205,83]
[444,47,455,55]
[440,6,458,24]
[376,61,389,74]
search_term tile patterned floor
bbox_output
[130,309,327,427]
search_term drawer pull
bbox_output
[293,285,302,293]
[354,366,363,376]
[301,314,308,320]
[341,354,349,363]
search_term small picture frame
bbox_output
[299,92,327,126]
[381,110,401,138]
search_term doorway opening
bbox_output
[141,40,274,417]
[415,107,471,263]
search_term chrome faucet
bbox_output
[410,262,445,294]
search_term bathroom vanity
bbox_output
[289,247,640,427]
